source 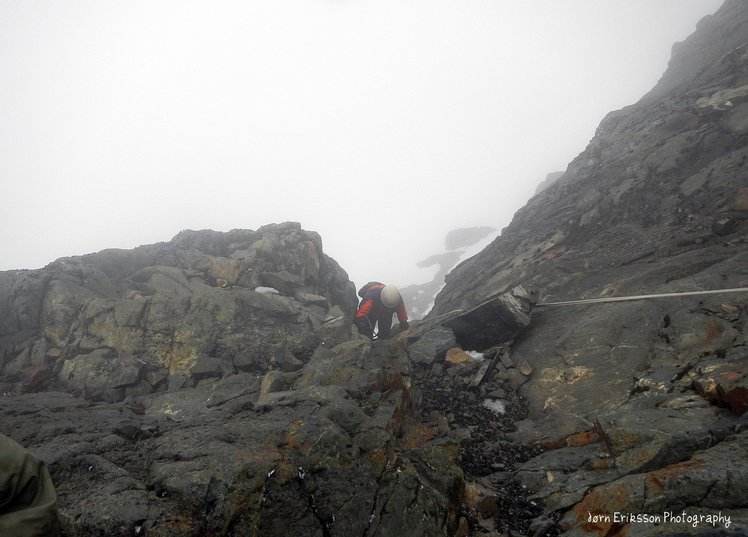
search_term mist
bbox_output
[0,0,723,289]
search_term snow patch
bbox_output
[419,229,500,317]
[482,398,506,415]
[255,286,280,294]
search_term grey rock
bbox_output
[534,171,565,196]
[499,351,514,369]
[468,359,493,388]
[442,286,535,349]
[294,291,329,307]
[189,355,227,382]
[487,387,506,399]
[1,341,464,537]
[449,428,472,442]
[259,270,305,295]
[712,217,738,236]
[504,368,530,390]
[407,327,456,365]
[430,2,748,450]
[318,305,350,345]
[0,223,357,401]
[269,349,304,373]
[426,3,748,534]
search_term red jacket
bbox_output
[355,282,408,323]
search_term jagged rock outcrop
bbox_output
[429,1,748,534]
[0,231,543,537]
[1,222,357,401]
[0,224,471,536]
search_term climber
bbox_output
[0,433,61,537]
[354,282,409,340]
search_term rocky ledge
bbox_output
[0,222,357,401]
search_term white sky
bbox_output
[0,0,723,289]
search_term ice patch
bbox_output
[255,286,280,294]
[482,398,505,415]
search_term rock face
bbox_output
[0,224,469,537]
[0,222,357,401]
[1,341,464,537]
[0,234,550,537]
[4,2,748,536]
[429,0,748,534]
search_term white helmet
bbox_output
[380,285,401,308]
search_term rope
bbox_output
[535,287,748,307]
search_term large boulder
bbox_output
[0,222,357,401]
[442,286,537,349]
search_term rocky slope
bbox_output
[0,221,538,536]
[429,0,748,534]
[3,2,748,536]
[1,223,471,536]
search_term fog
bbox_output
[0,1,723,289]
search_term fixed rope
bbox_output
[535,287,748,307]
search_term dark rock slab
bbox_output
[442,286,537,350]
[1,340,464,537]
[407,327,457,365]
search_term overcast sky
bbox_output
[1,0,723,289]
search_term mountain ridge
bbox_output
[427,1,748,533]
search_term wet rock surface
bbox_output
[413,348,555,536]
[426,1,748,534]
[0,222,358,402]
[2,340,465,537]
[4,2,748,536]
[0,224,471,536]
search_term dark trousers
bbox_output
[357,311,395,340]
